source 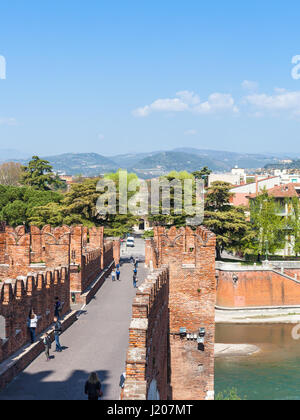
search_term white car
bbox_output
[126,237,135,247]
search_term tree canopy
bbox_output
[203,182,253,260]
[21,156,64,191]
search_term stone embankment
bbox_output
[215,343,260,358]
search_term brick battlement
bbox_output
[130,225,216,401]
[0,223,121,368]
[0,267,70,363]
[123,266,169,400]
[146,226,216,270]
[0,224,120,298]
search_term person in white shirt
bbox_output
[27,309,39,343]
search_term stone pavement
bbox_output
[0,243,148,400]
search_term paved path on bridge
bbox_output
[0,239,147,400]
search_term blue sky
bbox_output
[1,0,300,157]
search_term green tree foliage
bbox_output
[248,192,287,258]
[63,178,100,226]
[21,156,64,191]
[215,388,243,400]
[148,171,199,228]
[205,181,233,211]
[288,197,300,256]
[204,182,253,260]
[0,185,63,227]
[31,171,140,235]
[192,166,212,187]
[103,170,140,236]
[29,202,65,227]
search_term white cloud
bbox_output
[244,89,300,117]
[98,133,105,140]
[194,93,239,114]
[133,96,188,117]
[132,91,238,117]
[242,80,259,92]
[184,129,197,136]
[0,117,17,126]
[176,90,200,105]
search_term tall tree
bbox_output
[21,156,63,191]
[204,182,253,260]
[249,192,287,259]
[148,171,198,228]
[192,166,212,187]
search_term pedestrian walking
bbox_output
[85,372,103,401]
[54,297,63,319]
[130,256,134,264]
[112,270,116,281]
[119,371,126,400]
[116,268,121,281]
[134,257,139,268]
[27,309,39,344]
[53,316,63,352]
[133,273,137,288]
[43,333,52,361]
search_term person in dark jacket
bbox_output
[85,372,103,400]
[54,297,63,319]
[53,316,63,352]
[133,272,137,288]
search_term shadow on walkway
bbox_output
[0,369,110,401]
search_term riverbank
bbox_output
[216,307,300,324]
[215,343,260,358]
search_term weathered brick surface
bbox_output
[0,224,117,299]
[0,267,70,364]
[217,268,300,308]
[0,223,118,370]
[123,267,169,401]
[126,225,216,401]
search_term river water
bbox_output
[215,323,300,400]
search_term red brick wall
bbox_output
[217,269,300,308]
[0,224,113,300]
[152,226,216,401]
[123,267,170,400]
[103,241,114,269]
[113,239,121,266]
[126,225,216,401]
[0,267,70,363]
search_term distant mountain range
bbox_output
[0,148,298,178]
[0,149,31,161]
